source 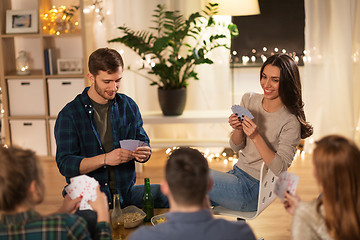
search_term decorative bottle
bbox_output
[111,194,124,238]
[16,51,30,75]
[142,178,154,222]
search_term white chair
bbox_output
[213,162,278,221]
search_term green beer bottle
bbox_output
[142,178,154,222]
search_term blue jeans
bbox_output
[127,184,169,209]
[209,165,259,211]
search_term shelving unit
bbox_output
[142,110,231,148]
[0,0,87,158]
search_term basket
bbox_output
[122,205,146,228]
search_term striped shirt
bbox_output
[0,209,111,240]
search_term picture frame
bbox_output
[57,58,83,74]
[6,9,38,34]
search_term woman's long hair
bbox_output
[313,135,360,239]
[260,54,313,139]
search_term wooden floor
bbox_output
[36,149,320,240]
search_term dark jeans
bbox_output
[127,183,169,209]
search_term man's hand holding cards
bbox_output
[120,139,151,162]
[65,175,99,210]
[120,139,147,152]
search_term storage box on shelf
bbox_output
[0,0,86,158]
[10,119,47,156]
[47,78,84,116]
[7,78,46,116]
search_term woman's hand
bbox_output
[242,116,259,139]
[283,192,301,216]
[88,186,110,223]
[228,113,243,130]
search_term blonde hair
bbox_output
[313,135,360,240]
[0,146,45,212]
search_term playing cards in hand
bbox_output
[65,175,99,210]
[120,139,147,151]
[274,171,299,201]
[231,104,254,121]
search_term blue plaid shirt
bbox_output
[0,210,111,240]
[55,87,150,208]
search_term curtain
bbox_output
[86,0,232,151]
[303,0,360,151]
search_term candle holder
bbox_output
[16,51,30,75]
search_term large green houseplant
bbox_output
[109,3,238,115]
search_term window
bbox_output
[231,0,305,66]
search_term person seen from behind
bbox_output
[0,146,111,240]
[129,147,256,240]
[284,135,360,240]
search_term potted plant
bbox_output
[108,3,238,115]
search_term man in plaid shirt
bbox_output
[54,48,168,217]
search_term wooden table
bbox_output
[112,209,168,240]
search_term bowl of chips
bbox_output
[151,214,167,226]
[122,205,146,228]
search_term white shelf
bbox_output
[142,110,231,148]
[142,110,231,124]
[0,0,86,157]
[149,138,229,148]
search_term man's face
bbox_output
[89,67,123,103]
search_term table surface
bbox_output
[113,208,168,240]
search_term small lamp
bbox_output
[207,0,260,16]
[16,51,30,75]
[205,0,260,104]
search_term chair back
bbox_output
[213,162,278,220]
[256,162,278,215]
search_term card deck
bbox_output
[274,171,299,201]
[231,104,254,121]
[120,139,147,151]
[65,175,99,210]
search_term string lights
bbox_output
[165,144,305,165]
[165,147,239,166]
[232,47,306,65]
[41,5,80,35]
[83,0,105,24]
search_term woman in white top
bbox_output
[209,54,313,211]
[284,135,360,240]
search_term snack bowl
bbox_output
[151,214,167,226]
[122,205,146,228]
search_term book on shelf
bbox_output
[44,48,57,75]
[44,49,50,75]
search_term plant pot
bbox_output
[158,88,187,116]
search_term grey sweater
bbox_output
[230,92,301,180]
[292,200,333,240]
